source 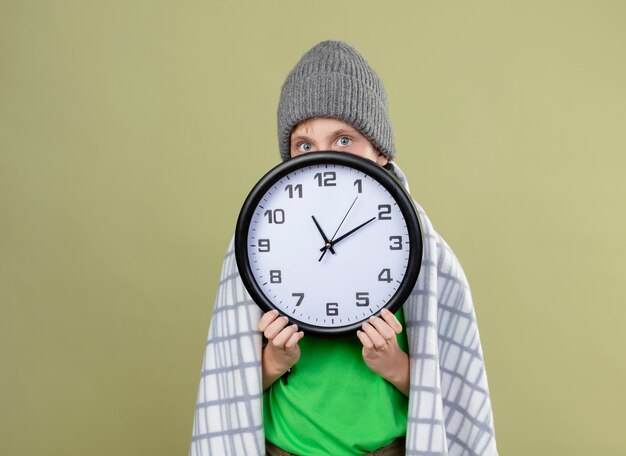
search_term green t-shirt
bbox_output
[263,309,409,455]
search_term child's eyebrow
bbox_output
[290,133,313,142]
[290,127,359,144]
[295,127,357,137]
[333,129,357,136]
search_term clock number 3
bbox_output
[389,236,403,250]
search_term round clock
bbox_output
[234,151,423,337]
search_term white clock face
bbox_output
[243,158,416,332]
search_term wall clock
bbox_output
[235,152,422,337]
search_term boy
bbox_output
[190,40,497,456]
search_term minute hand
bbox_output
[320,217,376,251]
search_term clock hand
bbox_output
[319,196,359,261]
[319,217,376,251]
[330,196,358,241]
[311,215,335,255]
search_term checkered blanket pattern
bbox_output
[190,201,497,455]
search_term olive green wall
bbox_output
[1,1,625,455]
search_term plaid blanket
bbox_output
[190,167,497,455]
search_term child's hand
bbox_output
[357,308,410,396]
[258,310,304,390]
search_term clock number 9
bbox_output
[258,239,270,252]
[378,204,392,220]
[326,302,339,316]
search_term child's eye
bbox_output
[297,142,315,152]
[336,136,352,147]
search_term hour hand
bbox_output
[311,216,335,255]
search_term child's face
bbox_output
[290,117,388,166]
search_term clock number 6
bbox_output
[326,302,339,316]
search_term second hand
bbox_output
[319,196,358,261]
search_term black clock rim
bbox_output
[234,151,423,338]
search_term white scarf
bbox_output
[190,165,498,455]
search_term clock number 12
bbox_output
[314,172,337,187]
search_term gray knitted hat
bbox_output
[277,40,395,161]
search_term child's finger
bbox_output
[264,316,290,339]
[356,330,374,350]
[272,324,299,348]
[361,322,387,349]
[258,310,280,332]
[381,308,403,334]
[368,315,396,341]
[285,330,305,349]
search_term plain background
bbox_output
[1,1,625,455]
